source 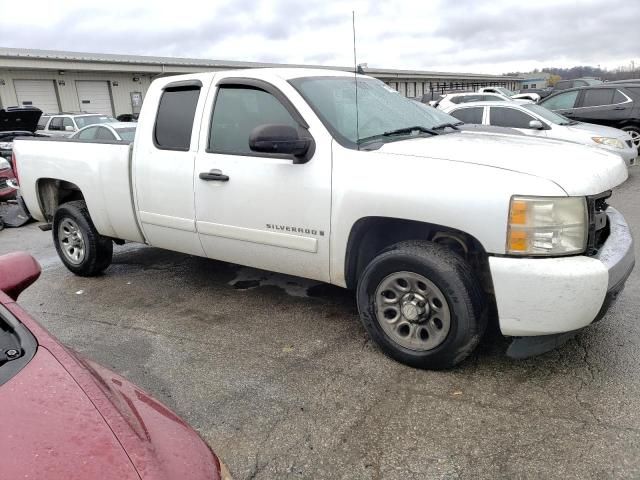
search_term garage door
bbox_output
[14,80,60,113]
[76,81,113,116]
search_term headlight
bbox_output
[0,158,10,171]
[0,142,13,150]
[592,137,624,149]
[507,196,587,256]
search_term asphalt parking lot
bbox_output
[1,168,639,479]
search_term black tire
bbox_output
[622,125,640,153]
[356,240,486,370]
[53,200,113,276]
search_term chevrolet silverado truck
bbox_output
[14,69,635,369]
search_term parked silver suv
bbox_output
[37,113,116,137]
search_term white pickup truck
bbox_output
[14,68,635,369]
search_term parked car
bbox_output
[435,91,532,110]
[14,69,634,369]
[72,122,137,142]
[552,78,603,91]
[539,84,640,152]
[116,113,139,122]
[608,79,640,84]
[37,113,117,138]
[0,251,231,480]
[478,86,540,102]
[0,157,18,201]
[443,101,637,167]
[518,87,554,100]
[0,106,44,162]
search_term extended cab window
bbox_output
[582,89,615,107]
[450,107,483,124]
[95,127,115,141]
[208,86,298,154]
[490,107,535,128]
[541,90,579,110]
[154,86,201,151]
[37,116,49,129]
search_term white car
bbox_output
[14,68,634,369]
[37,113,117,138]
[72,122,136,142]
[443,101,637,167]
[435,91,532,111]
[478,86,541,102]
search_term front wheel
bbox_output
[622,125,640,153]
[53,200,113,276]
[356,240,486,369]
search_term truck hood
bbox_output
[378,132,628,195]
[0,107,42,133]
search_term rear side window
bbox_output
[482,95,504,101]
[582,89,615,107]
[62,118,74,129]
[450,107,483,124]
[208,86,298,154]
[154,86,201,151]
[489,107,535,128]
[77,127,97,140]
[541,90,579,110]
[555,81,570,90]
[95,127,115,141]
[49,117,63,131]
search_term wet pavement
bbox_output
[1,168,639,479]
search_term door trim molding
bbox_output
[139,211,196,232]
[197,221,318,253]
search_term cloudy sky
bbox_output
[2,0,638,74]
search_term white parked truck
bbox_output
[14,69,635,369]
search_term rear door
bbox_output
[132,79,207,256]
[573,88,631,126]
[193,75,332,282]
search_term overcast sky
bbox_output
[2,0,638,74]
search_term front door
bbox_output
[194,77,332,282]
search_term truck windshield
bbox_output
[290,76,450,148]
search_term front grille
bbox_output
[585,191,611,256]
[0,179,7,189]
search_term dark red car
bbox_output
[0,252,231,480]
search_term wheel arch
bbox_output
[343,216,496,308]
[36,178,85,223]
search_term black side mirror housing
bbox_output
[249,124,313,163]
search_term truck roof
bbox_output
[159,67,359,84]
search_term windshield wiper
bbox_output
[357,125,439,146]
[432,122,462,130]
[382,125,439,137]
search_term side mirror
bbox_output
[249,124,312,163]
[65,125,75,132]
[0,252,41,300]
[529,120,545,130]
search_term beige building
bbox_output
[0,48,523,117]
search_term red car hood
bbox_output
[0,346,140,479]
[1,300,221,480]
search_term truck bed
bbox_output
[14,137,145,243]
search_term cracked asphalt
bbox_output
[1,168,639,479]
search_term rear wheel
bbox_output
[53,200,113,276]
[356,240,486,369]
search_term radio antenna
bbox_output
[352,10,360,149]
